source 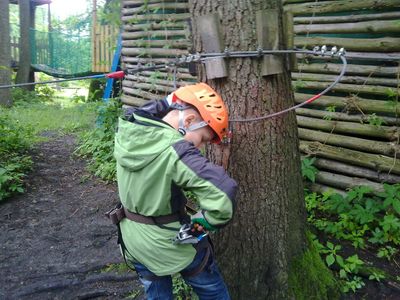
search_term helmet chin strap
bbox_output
[178,109,208,136]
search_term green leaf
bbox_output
[326,254,335,266]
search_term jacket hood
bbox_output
[114,115,182,172]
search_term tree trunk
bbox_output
[0,0,12,107]
[16,0,34,90]
[189,1,336,299]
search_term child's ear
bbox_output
[184,113,196,125]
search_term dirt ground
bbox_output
[0,134,144,299]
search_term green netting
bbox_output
[30,29,92,77]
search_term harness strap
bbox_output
[105,202,181,225]
[180,243,212,278]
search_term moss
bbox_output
[288,232,341,300]
[101,262,133,274]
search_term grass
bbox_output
[7,94,99,141]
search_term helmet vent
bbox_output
[214,105,222,109]
[210,94,216,97]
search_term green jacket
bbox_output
[114,99,237,276]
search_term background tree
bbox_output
[0,0,12,107]
[189,0,337,299]
[16,0,34,89]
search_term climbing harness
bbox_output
[173,223,209,245]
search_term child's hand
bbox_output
[191,211,217,232]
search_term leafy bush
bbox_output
[0,112,34,201]
[76,98,121,181]
[302,158,400,293]
[11,86,56,106]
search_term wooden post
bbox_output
[256,9,283,76]
[196,13,227,79]
[283,10,297,70]
[92,0,97,72]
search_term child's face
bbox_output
[184,125,215,149]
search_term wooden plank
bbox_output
[294,11,400,24]
[285,0,400,15]
[256,9,283,76]
[299,141,400,175]
[295,62,399,78]
[295,20,400,34]
[122,3,188,15]
[196,13,227,79]
[294,93,400,116]
[121,47,187,57]
[121,29,188,39]
[95,25,101,72]
[283,11,297,70]
[292,72,399,87]
[295,36,400,52]
[122,13,190,23]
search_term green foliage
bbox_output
[323,105,336,121]
[172,274,197,300]
[76,99,122,181]
[301,157,319,182]
[11,87,55,106]
[0,113,34,201]
[366,113,386,127]
[306,182,400,293]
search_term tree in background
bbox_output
[0,0,12,107]
[15,0,34,90]
[189,0,338,299]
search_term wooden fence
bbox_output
[92,24,119,73]
[120,0,400,193]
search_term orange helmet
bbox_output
[173,83,229,143]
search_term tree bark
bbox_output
[0,0,12,107]
[189,1,336,299]
[16,0,34,89]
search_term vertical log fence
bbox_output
[120,0,400,193]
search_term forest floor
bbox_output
[0,133,145,300]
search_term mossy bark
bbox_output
[288,232,340,300]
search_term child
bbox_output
[113,83,237,299]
